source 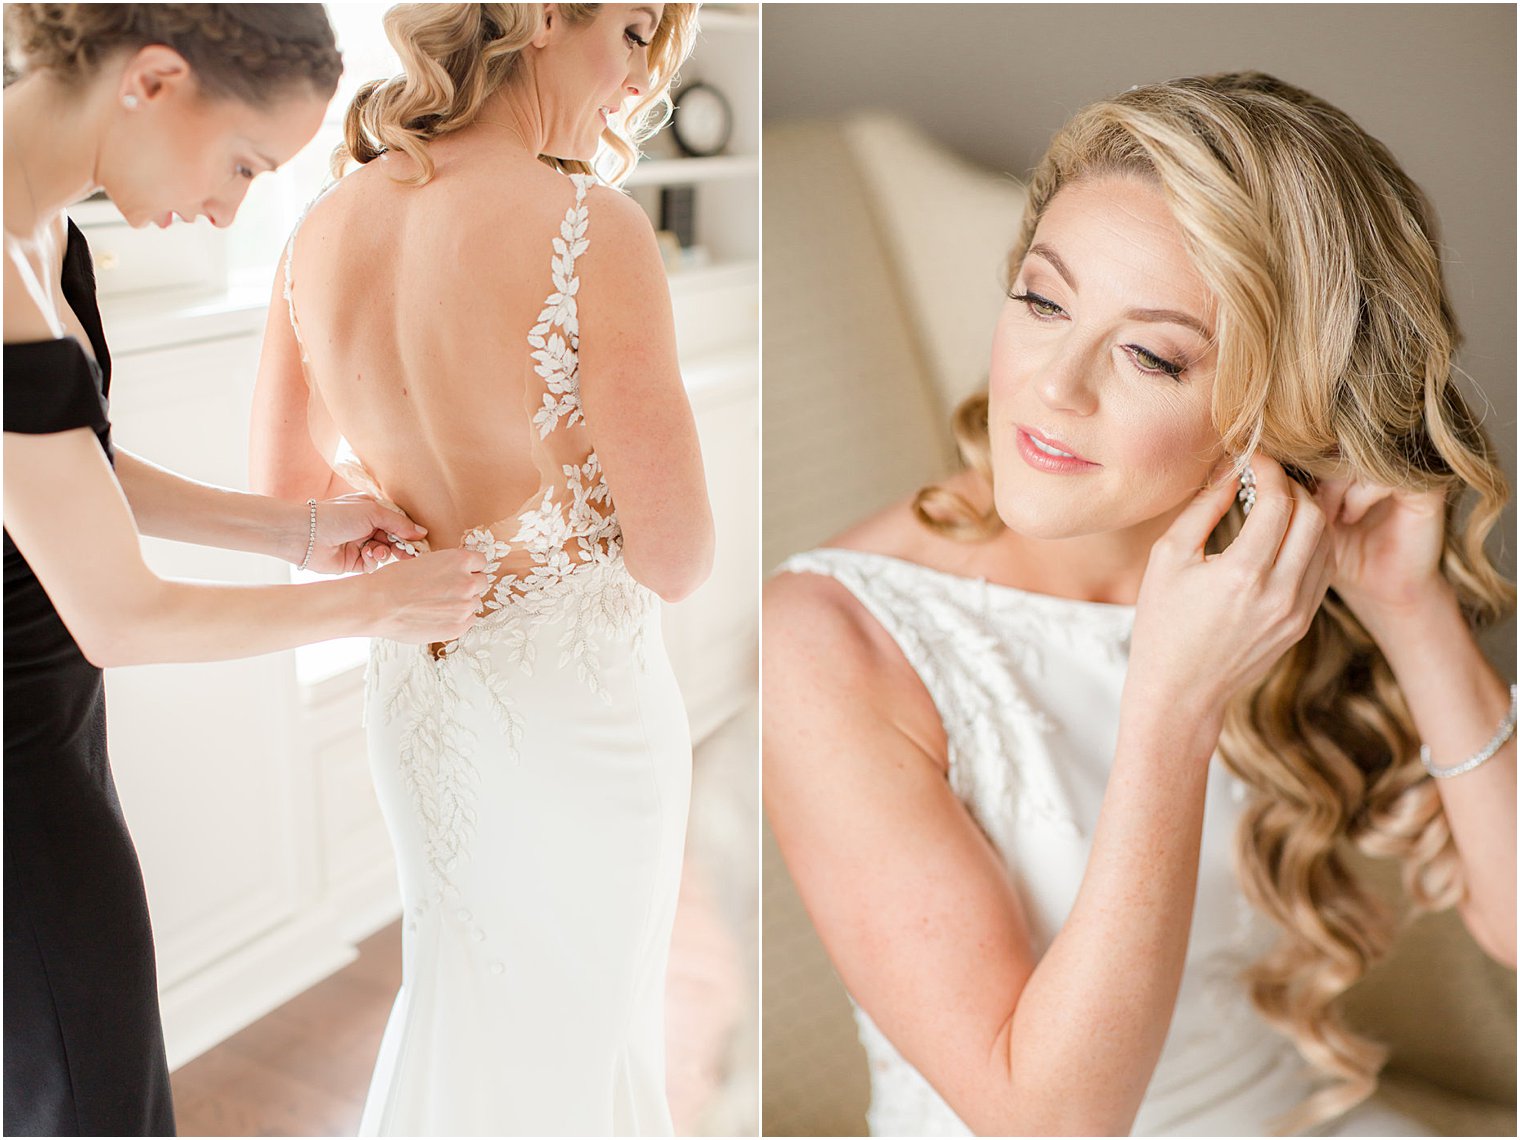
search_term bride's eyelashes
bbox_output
[625,27,650,48]
[1007,288,1189,381]
[1120,344,1186,379]
[1008,288,1064,319]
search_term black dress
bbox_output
[4,221,176,1135]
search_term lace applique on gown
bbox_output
[285,172,692,1137]
[775,547,1426,1139]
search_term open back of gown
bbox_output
[285,165,692,1137]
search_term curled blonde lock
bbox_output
[332,3,697,186]
[915,71,1514,1134]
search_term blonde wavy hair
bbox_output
[332,2,697,186]
[914,72,1514,1134]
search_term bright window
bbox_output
[227,4,400,287]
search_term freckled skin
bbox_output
[826,175,1233,606]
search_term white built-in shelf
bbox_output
[682,342,760,400]
[667,257,758,297]
[625,154,759,188]
[98,255,757,356]
[99,278,270,356]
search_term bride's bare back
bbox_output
[257,128,712,607]
[287,138,593,550]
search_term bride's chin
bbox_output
[995,508,1090,542]
[991,488,1112,542]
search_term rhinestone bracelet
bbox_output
[297,498,318,571]
[1421,684,1518,779]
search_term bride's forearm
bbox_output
[1373,589,1516,965]
[991,708,1214,1136]
[114,448,310,563]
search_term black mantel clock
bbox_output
[670,81,733,158]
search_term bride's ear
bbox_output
[532,4,557,49]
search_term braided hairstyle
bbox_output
[3,4,341,104]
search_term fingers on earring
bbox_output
[1238,463,1257,517]
[122,94,139,109]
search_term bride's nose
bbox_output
[1036,350,1100,416]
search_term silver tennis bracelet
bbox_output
[1420,683,1518,779]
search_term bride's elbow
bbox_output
[1459,897,1517,969]
[624,528,714,604]
[660,555,714,604]
[249,463,320,503]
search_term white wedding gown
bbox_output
[777,547,1427,1138]
[285,174,692,1136]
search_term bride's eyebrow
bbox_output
[1028,242,1077,291]
[1028,241,1212,341]
[1128,306,1213,341]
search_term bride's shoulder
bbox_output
[769,467,1008,634]
[578,183,658,256]
[764,554,935,726]
[765,495,950,761]
[767,492,939,644]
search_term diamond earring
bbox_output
[1238,465,1257,517]
[122,94,139,110]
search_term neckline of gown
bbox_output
[799,546,1140,620]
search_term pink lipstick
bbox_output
[1015,426,1099,474]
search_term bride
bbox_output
[765,73,1515,1136]
[250,4,710,1135]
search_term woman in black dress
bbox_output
[3,6,494,1134]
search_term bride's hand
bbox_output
[1311,476,1453,641]
[364,548,492,644]
[299,493,429,575]
[1125,455,1338,749]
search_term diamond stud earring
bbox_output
[1238,465,1257,517]
[122,94,139,110]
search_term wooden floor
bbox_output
[170,922,402,1137]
